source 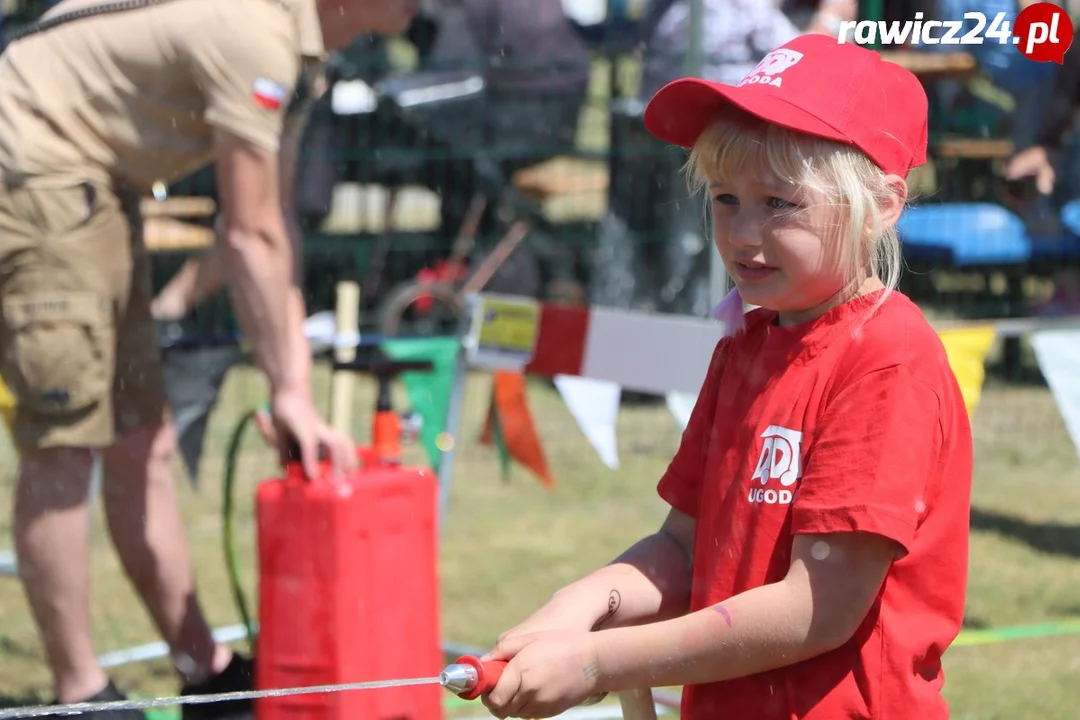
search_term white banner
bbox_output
[1030,328,1080,461]
[554,375,622,469]
[666,391,697,432]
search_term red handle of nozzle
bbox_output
[453,655,507,700]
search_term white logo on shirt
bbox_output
[748,425,803,505]
[736,48,804,88]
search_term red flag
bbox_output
[479,371,554,489]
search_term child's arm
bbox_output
[567,506,697,629]
[487,507,696,644]
[592,529,898,692]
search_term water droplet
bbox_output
[915,498,927,514]
[811,540,830,560]
[435,432,455,452]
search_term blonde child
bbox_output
[478,33,973,720]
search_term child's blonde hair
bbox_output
[684,105,905,317]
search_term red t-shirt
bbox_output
[657,290,972,719]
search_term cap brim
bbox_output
[643,78,852,150]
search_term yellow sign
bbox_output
[0,374,15,438]
[468,294,541,370]
[937,325,997,419]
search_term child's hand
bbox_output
[480,630,603,719]
[491,593,600,652]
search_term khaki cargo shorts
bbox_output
[0,179,168,450]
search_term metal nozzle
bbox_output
[439,663,479,694]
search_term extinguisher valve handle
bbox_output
[442,655,609,706]
[442,655,506,700]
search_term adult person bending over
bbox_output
[0,0,416,718]
[1004,14,1080,317]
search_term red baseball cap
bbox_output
[642,33,928,178]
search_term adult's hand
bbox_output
[1005,145,1056,196]
[255,386,357,479]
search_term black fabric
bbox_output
[49,679,146,719]
[293,90,340,229]
[159,338,241,486]
[432,0,591,96]
[181,653,255,720]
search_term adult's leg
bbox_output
[100,422,231,685]
[0,180,133,704]
[13,446,103,702]
[100,189,249,717]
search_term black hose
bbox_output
[222,406,261,652]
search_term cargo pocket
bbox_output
[2,292,113,415]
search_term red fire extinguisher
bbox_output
[254,351,444,720]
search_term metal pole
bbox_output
[682,0,728,309]
[684,0,704,79]
[435,296,474,537]
[860,0,884,47]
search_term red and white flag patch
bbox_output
[252,77,288,110]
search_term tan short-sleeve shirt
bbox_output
[0,0,325,192]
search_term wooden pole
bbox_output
[329,281,360,434]
[618,689,659,720]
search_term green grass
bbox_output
[0,357,1078,718]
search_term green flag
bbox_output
[489,392,512,482]
[381,337,461,471]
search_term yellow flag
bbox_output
[937,326,997,418]
[0,374,14,438]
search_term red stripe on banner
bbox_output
[525,305,590,377]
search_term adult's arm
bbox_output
[1035,35,1080,151]
[182,7,358,477]
[151,68,326,323]
[272,71,327,401]
[178,4,304,393]
[214,133,305,396]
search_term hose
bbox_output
[222,405,261,652]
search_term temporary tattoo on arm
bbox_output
[712,603,733,627]
[582,661,600,680]
[591,590,622,630]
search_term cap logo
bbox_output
[736,49,804,88]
